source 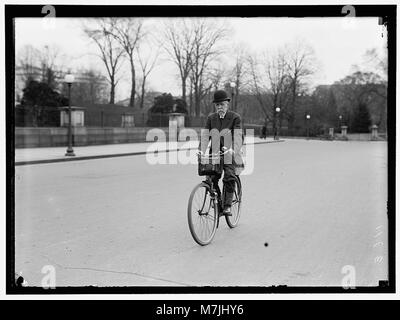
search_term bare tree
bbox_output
[208,64,227,91]
[264,49,292,134]
[200,64,227,115]
[161,19,195,105]
[136,45,160,109]
[17,44,64,89]
[190,19,229,116]
[363,47,388,82]
[38,45,64,89]
[229,43,248,112]
[285,41,316,134]
[247,49,291,135]
[84,18,125,104]
[108,18,145,107]
[16,45,41,85]
[246,53,271,124]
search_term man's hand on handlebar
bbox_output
[221,146,235,156]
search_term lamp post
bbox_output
[306,114,311,139]
[229,82,236,111]
[275,107,281,140]
[64,73,75,156]
[339,115,343,130]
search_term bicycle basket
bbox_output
[198,154,223,176]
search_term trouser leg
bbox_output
[211,174,222,199]
[222,164,236,207]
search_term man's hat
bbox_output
[213,90,231,103]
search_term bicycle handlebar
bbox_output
[198,147,233,157]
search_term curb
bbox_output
[15,139,284,166]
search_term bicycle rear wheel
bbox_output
[225,176,242,228]
[187,182,218,245]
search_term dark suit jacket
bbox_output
[200,110,243,155]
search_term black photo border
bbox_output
[5,4,396,295]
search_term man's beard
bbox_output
[218,109,226,117]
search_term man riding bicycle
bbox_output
[198,89,244,216]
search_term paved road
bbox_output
[14,139,388,287]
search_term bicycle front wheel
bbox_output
[187,183,218,246]
[225,176,242,228]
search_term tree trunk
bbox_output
[140,77,146,109]
[110,76,115,104]
[272,112,277,139]
[289,79,297,135]
[189,82,193,116]
[287,116,295,136]
[194,88,201,117]
[129,58,136,108]
[235,87,239,111]
[181,77,187,104]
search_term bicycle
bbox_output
[187,150,242,246]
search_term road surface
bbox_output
[14,139,388,287]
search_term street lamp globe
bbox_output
[228,82,236,111]
[64,74,75,84]
[275,107,281,113]
[306,114,311,120]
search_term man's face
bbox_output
[215,101,229,116]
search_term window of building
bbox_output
[75,111,84,126]
[122,114,134,127]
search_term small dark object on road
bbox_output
[264,242,269,247]
[15,273,25,287]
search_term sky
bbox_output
[15,17,387,101]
